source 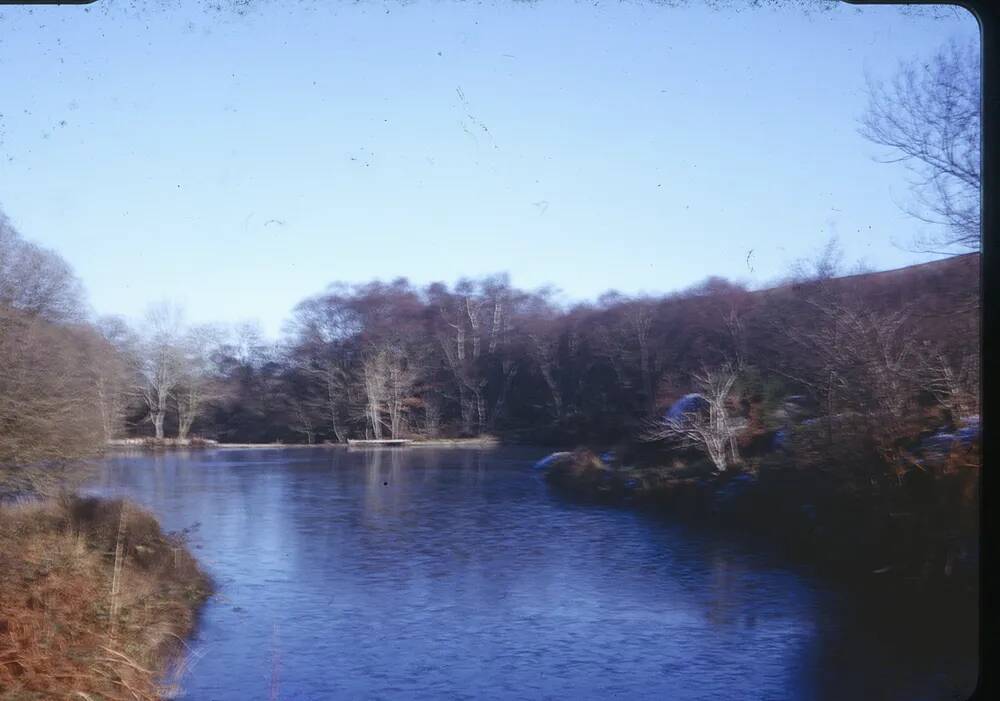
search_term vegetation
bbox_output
[0,496,212,700]
[144,252,980,459]
[2,216,214,699]
[0,34,981,693]
[1,201,980,461]
[1,212,113,490]
[3,35,981,457]
[543,433,979,594]
[862,37,980,252]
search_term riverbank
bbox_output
[542,450,980,600]
[107,436,501,451]
[107,437,222,449]
[0,496,212,700]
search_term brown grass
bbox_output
[0,496,212,700]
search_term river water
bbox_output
[88,447,977,700]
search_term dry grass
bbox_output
[0,496,212,700]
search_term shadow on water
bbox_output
[89,447,976,700]
[548,485,979,701]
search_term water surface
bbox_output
[90,447,975,700]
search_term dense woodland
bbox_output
[1,206,979,481]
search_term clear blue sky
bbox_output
[0,1,979,337]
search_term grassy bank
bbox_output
[544,449,979,597]
[0,496,212,700]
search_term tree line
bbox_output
[1,202,979,484]
[1,36,981,478]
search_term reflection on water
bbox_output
[89,448,975,700]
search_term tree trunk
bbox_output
[539,365,562,420]
[325,379,346,443]
[152,411,165,439]
[178,414,193,441]
[474,391,486,436]
[330,410,345,443]
[457,385,473,435]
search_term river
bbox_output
[88,447,977,700]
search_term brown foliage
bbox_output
[0,308,108,470]
[0,496,212,701]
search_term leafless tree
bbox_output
[787,236,846,283]
[0,213,109,480]
[528,330,563,420]
[724,307,746,372]
[358,343,418,439]
[360,348,388,440]
[625,300,656,411]
[0,210,86,323]
[288,395,316,445]
[135,303,185,440]
[175,323,225,441]
[593,322,630,389]
[780,299,925,472]
[919,349,979,421]
[385,347,419,438]
[592,295,662,410]
[861,39,981,250]
[421,390,443,437]
[434,286,487,435]
[642,364,743,472]
[229,320,272,368]
[90,316,139,442]
[520,294,568,423]
[302,357,350,442]
[0,308,105,471]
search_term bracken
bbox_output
[0,496,212,701]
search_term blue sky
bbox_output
[0,1,979,337]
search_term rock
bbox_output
[533,452,571,470]
[664,393,709,422]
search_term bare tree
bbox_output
[625,300,656,412]
[528,330,563,421]
[0,211,86,323]
[594,322,631,389]
[303,357,350,442]
[522,295,567,422]
[358,343,418,439]
[135,303,185,440]
[861,39,981,250]
[642,364,743,472]
[0,212,104,478]
[288,395,316,445]
[724,307,747,372]
[175,324,225,441]
[779,299,924,473]
[919,349,979,422]
[787,236,845,283]
[591,295,663,410]
[229,320,271,368]
[384,346,419,438]
[433,289,485,435]
[420,390,443,437]
[90,316,138,442]
[360,350,385,439]
[0,309,106,469]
